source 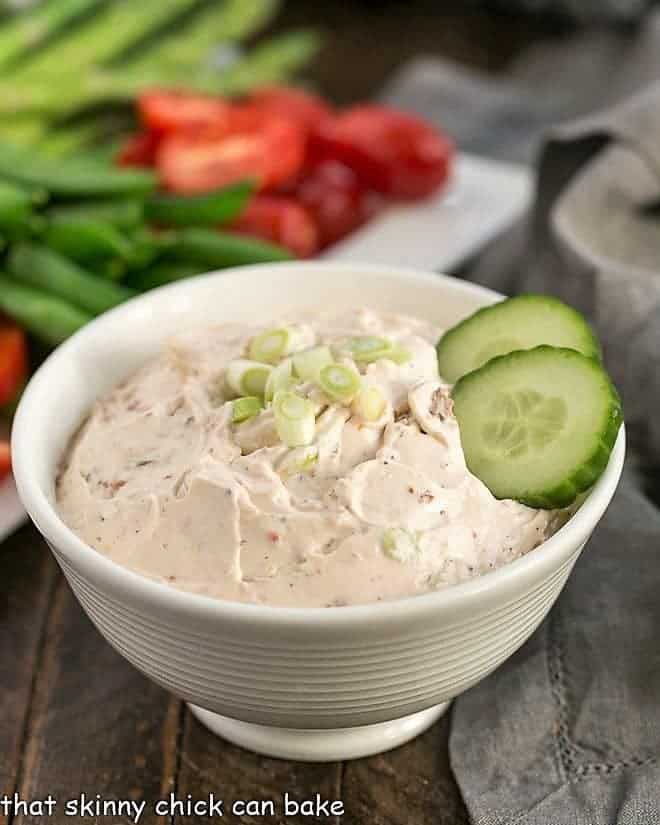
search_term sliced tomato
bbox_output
[138,90,232,134]
[231,195,319,258]
[0,323,27,408]
[116,132,160,168]
[248,86,333,134]
[157,113,306,194]
[294,161,381,248]
[0,441,10,482]
[310,105,454,199]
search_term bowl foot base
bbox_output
[187,702,451,761]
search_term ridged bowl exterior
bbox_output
[13,264,625,731]
[52,546,582,729]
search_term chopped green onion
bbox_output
[352,386,386,421]
[319,363,361,403]
[297,450,319,471]
[225,359,272,398]
[273,391,316,447]
[232,396,263,424]
[277,445,319,477]
[347,336,394,363]
[264,357,294,403]
[249,326,300,364]
[387,346,412,365]
[346,336,412,365]
[293,345,333,382]
[382,528,419,562]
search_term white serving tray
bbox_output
[0,151,531,543]
[323,152,531,270]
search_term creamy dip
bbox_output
[56,309,563,607]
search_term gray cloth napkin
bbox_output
[383,18,660,825]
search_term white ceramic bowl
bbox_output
[12,263,625,762]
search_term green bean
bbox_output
[169,228,291,269]
[122,228,174,272]
[145,182,254,227]
[8,243,135,316]
[0,141,156,198]
[41,216,134,264]
[0,179,36,236]
[46,200,145,232]
[0,275,91,345]
[94,258,128,282]
[126,262,202,293]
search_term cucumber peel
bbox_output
[452,346,622,509]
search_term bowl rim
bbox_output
[12,261,626,627]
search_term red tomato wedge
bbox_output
[310,105,454,199]
[231,195,319,258]
[117,131,160,168]
[138,90,232,134]
[0,441,10,482]
[248,87,333,134]
[0,324,27,408]
[157,113,306,194]
[294,161,381,248]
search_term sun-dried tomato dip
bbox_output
[56,309,562,607]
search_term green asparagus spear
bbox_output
[145,182,254,227]
[0,27,318,117]
[46,200,145,232]
[0,0,105,70]
[208,31,322,96]
[169,228,292,268]
[0,275,91,345]
[8,243,135,316]
[0,141,156,198]
[41,216,134,264]
[15,0,201,79]
[127,0,280,70]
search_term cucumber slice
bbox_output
[452,346,622,509]
[437,294,600,383]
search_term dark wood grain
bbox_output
[174,709,343,824]
[341,713,469,825]
[0,526,57,825]
[12,562,180,825]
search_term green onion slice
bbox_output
[382,528,419,562]
[346,336,412,365]
[225,359,272,398]
[352,386,386,421]
[277,445,319,477]
[273,391,317,447]
[232,396,263,424]
[387,346,411,365]
[319,363,361,402]
[347,336,394,363]
[293,345,333,382]
[264,357,294,403]
[249,327,300,364]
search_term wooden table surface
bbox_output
[1,6,559,823]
